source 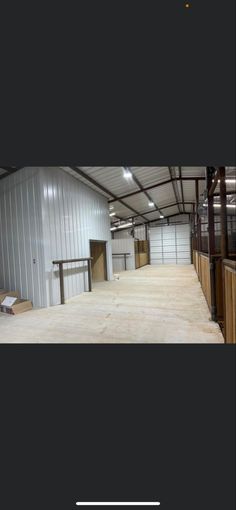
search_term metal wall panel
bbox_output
[0,168,46,307]
[134,225,146,240]
[150,224,191,265]
[112,238,135,272]
[0,167,113,308]
[113,225,146,241]
[40,167,113,306]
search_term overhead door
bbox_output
[150,224,191,265]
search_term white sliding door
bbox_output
[150,224,191,265]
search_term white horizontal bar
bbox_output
[76,503,160,507]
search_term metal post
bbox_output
[88,259,92,292]
[207,167,217,321]
[196,179,201,252]
[219,167,228,259]
[124,254,127,270]
[207,168,215,255]
[59,263,65,305]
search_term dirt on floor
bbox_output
[0,265,224,343]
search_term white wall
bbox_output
[40,167,113,306]
[134,225,146,240]
[112,238,135,272]
[150,224,191,265]
[113,230,132,239]
[113,224,146,240]
[0,167,112,307]
[0,168,46,307]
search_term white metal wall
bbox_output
[40,167,113,306]
[134,225,146,240]
[150,224,191,265]
[0,168,46,307]
[111,238,135,272]
[113,225,146,240]
[0,167,112,308]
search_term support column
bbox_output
[195,180,201,252]
[219,167,228,259]
[59,263,65,305]
[207,167,216,321]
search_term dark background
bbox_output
[0,1,235,509]
[0,0,235,165]
[0,346,235,510]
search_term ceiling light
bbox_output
[109,205,114,211]
[212,179,236,184]
[203,203,236,208]
[148,201,154,207]
[214,204,236,208]
[110,221,133,231]
[109,212,116,217]
[118,222,133,229]
[123,167,132,180]
[160,215,164,219]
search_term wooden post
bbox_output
[58,263,65,305]
[219,167,228,259]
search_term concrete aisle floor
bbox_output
[0,265,224,343]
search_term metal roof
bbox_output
[1,166,235,227]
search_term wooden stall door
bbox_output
[90,241,107,282]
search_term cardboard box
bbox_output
[0,298,33,315]
[0,289,19,304]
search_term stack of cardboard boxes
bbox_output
[0,289,32,315]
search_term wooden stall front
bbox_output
[193,250,236,343]
[223,259,236,343]
[135,240,149,269]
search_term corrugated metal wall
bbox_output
[112,238,135,272]
[0,168,46,307]
[150,224,191,265]
[113,225,146,240]
[0,167,112,308]
[40,167,113,306]
[134,225,146,240]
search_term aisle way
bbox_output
[0,265,223,343]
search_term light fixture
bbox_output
[109,212,116,217]
[212,179,236,184]
[110,221,133,231]
[123,167,132,180]
[118,222,133,229]
[109,205,114,211]
[148,201,154,207]
[203,203,236,208]
[160,215,164,219]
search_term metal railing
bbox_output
[112,252,131,271]
[52,257,93,305]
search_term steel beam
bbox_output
[209,167,220,197]
[219,167,228,259]
[169,167,181,213]
[207,167,217,321]
[179,167,185,213]
[108,177,205,203]
[196,179,202,252]
[70,166,149,221]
